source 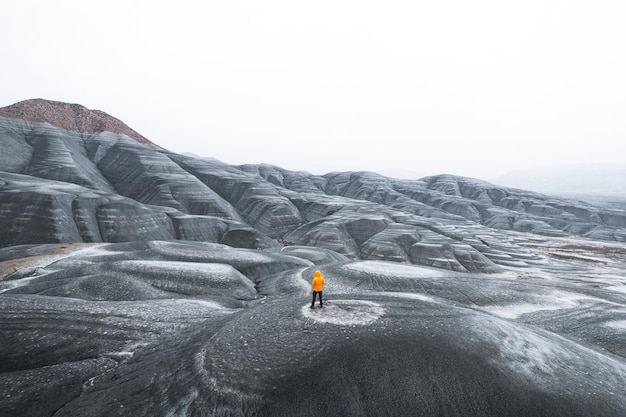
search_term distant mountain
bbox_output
[493,163,626,202]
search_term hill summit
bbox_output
[0,98,156,146]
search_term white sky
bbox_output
[2,0,625,181]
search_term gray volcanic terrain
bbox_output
[2,99,626,416]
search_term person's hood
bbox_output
[315,270,321,277]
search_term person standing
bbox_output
[311,270,325,308]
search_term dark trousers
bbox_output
[311,291,323,306]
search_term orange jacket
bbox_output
[311,270,325,292]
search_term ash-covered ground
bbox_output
[2,236,626,416]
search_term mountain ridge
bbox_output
[2,99,626,274]
[493,162,626,199]
[3,99,626,416]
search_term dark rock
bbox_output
[221,227,280,250]
[2,241,626,416]
[4,107,626,270]
[3,100,626,416]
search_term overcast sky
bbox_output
[2,0,625,181]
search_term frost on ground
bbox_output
[604,320,626,330]
[343,260,447,278]
[476,314,626,395]
[480,290,587,319]
[3,238,626,416]
[301,299,385,325]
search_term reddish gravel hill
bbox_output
[0,98,159,147]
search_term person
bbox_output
[311,270,325,308]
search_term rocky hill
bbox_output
[2,100,626,272]
[2,99,626,416]
[0,98,156,146]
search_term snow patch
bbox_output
[482,303,572,319]
[604,320,626,330]
[607,284,626,295]
[302,299,385,325]
[295,267,314,295]
[149,240,274,263]
[175,299,232,311]
[0,276,39,294]
[166,388,199,417]
[384,292,438,303]
[118,260,235,274]
[1,243,109,279]
[480,291,590,319]
[103,351,135,361]
[344,261,446,278]
[69,244,115,258]
[495,322,578,377]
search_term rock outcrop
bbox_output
[3,101,626,273]
[3,99,626,416]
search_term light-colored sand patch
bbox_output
[302,299,385,325]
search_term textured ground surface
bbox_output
[2,237,626,416]
[3,100,626,416]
